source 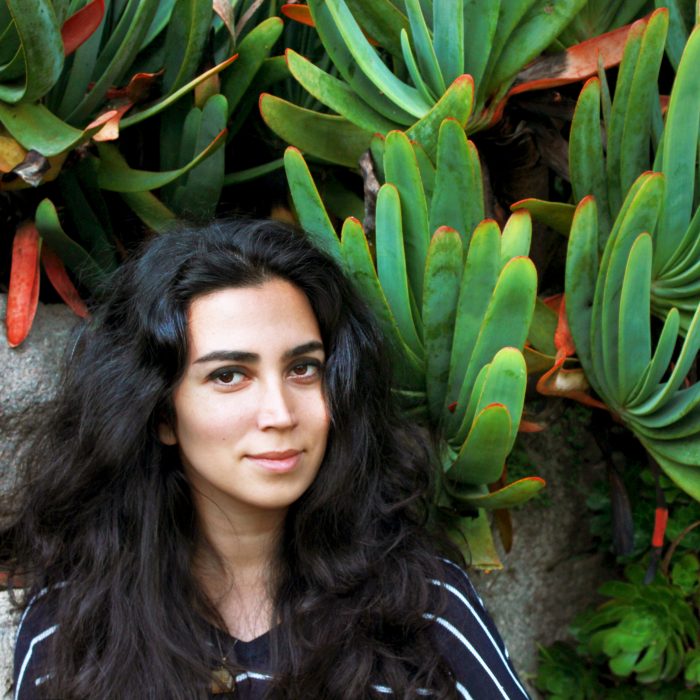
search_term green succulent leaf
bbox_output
[423,227,462,422]
[221,17,284,117]
[429,118,484,245]
[447,403,511,485]
[0,0,64,103]
[375,183,424,356]
[340,217,425,391]
[450,476,545,510]
[34,198,106,292]
[96,129,226,193]
[259,94,373,169]
[510,199,575,237]
[285,49,398,134]
[283,147,341,264]
[384,130,431,307]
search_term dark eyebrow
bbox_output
[194,350,258,364]
[283,341,324,360]
[193,341,324,365]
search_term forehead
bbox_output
[185,280,322,356]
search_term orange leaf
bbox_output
[61,0,105,57]
[510,13,654,96]
[41,246,89,319]
[6,222,41,347]
[554,294,576,362]
[280,3,379,45]
[281,4,315,28]
[92,103,132,142]
[536,363,608,410]
[482,14,653,129]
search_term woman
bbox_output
[5,220,529,699]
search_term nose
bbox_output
[257,379,297,430]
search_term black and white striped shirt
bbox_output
[13,561,530,699]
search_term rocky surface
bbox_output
[0,296,78,497]
[471,402,612,697]
[0,296,615,698]
[0,592,15,699]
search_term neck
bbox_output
[191,496,286,639]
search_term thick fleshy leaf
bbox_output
[376,183,423,356]
[423,227,462,421]
[463,0,499,103]
[384,130,430,307]
[171,95,227,220]
[67,0,160,123]
[285,49,398,135]
[450,257,537,434]
[569,78,611,240]
[656,24,700,273]
[619,9,668,196]
[605,18,646,214]
[34,199,105,292]
[96,130,226,192]
[316,0,432,118]
[161,0,212,93]
[618,234,652,401]
[599,174,663,398]
[528,298,558,355]
[448,404,511,485]
[340,217,424,390]
[1,0,64,103]
[451,477,546,510]
[510,18,645,96]
[283,147,341,263]
[472,347,528,449]
[626,308,679,408]
[485,0,588,96]
[433,0,464,86]
[500,210,532,266]
[0,102,103,157]
[450,509,502,570]
[345,0,409,58]
[445,220,501,414]
[61,0,105,56]
[260,94,373,169]
[222,18,283,117]
[307,0,415,124]
[120,55,238,129]
[41,246,89,318]
[5,222,41,347]
[510,198,575,237]
[430,119,483,244]
[406,75,474,158]
[404,0,445,97]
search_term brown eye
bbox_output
[288,362,321,379]
[211,368,245,385]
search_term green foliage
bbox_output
[537,560,700,694]
[284,122,543,568]
[262,0,587,165]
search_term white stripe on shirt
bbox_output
[430,579,529,698]
[424,613,509,700]
[14,625,58,700]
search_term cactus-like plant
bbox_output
[284,119,543,568]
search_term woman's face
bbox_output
[159,278,330,523]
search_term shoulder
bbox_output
[13,586,61,700]
[427,560,532,700]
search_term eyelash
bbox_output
[209,360,323,386]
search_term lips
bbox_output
[246,449,302,473]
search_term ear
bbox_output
[158,422,178,446]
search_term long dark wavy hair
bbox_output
[3,219,461,699]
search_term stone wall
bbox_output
[0,295,614,698]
